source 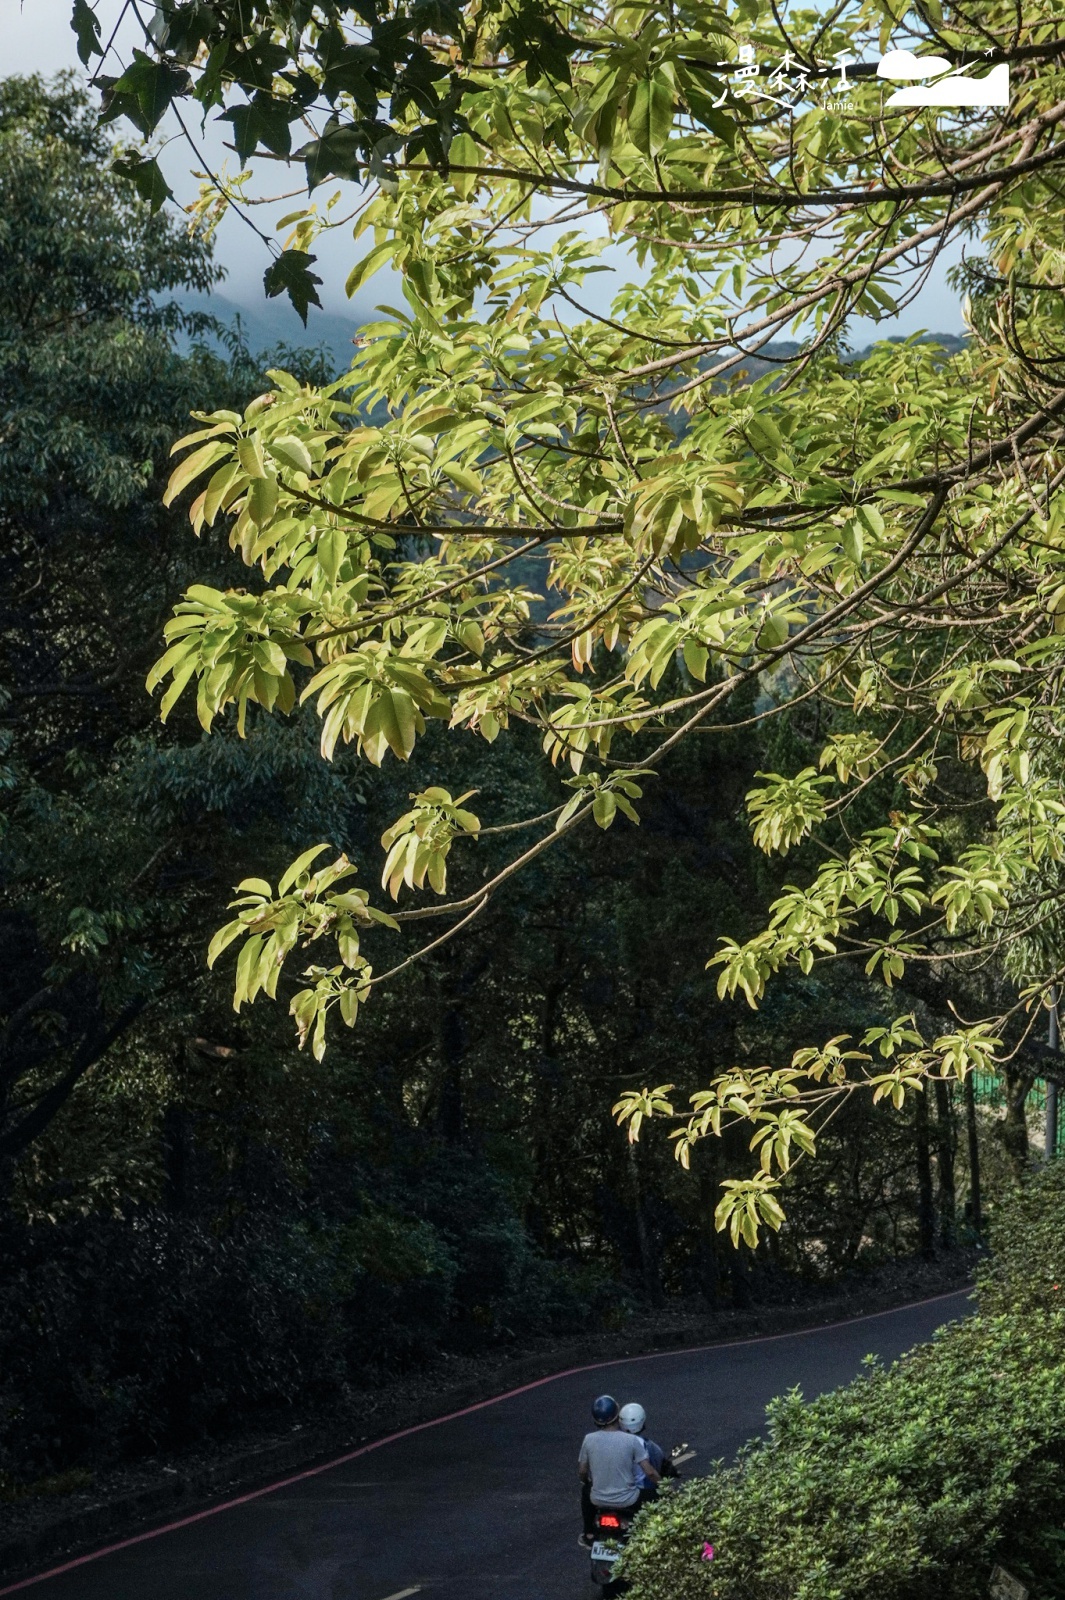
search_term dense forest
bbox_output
[0,74,1004,1496]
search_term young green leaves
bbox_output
[208,846,398,1060]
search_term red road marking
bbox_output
[0,1286,972,1595]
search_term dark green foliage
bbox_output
[0,74,246,1168]
[621,1163,1065,1600]
[0,1215,347,1469]
[0,1145,624,1481]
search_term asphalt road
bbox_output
[8,1289,972,1600]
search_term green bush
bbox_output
[621,1163,1065,1600]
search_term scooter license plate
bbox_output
[591,1542,619,1563]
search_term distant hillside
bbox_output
[725,331,967,385]
[174,290,360,372]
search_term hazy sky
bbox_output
[2,0,966,339]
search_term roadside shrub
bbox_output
[621,1162,1065,1600]
[976,1160,1065,1319]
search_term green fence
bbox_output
[972,1070,1059,1155]
[971,1070,1048,1113]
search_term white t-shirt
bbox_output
[578,1429,645,1507]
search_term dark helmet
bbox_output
[592,1394,620,1427]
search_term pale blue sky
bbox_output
[2,0,966,342]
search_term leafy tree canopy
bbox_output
[80,0,1065,1237]
[0,74,285,1172]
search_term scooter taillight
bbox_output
[597,1513,622,1529]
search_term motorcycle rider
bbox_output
[578,1394,660,1547]
[619,1402,677,1506]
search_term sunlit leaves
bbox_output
[304,648,451,764]
[750,1109,817,1175]
[380,787,480,898]
[145,585,313,733]
[931,847,1017,933]
[746,769,832,855]
[613,1011,1007,1243]
[207,847,397,1056]
[818,732,882,784]
[555,770,648,830]
[715,1176,786,1248]
[612,1083,676,1143]
[120,0,1065,1222]
[624,459,742,559]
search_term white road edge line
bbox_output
[378,1589,423,1600]
[673,1451,696,1465]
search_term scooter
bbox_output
[588,1444,694,1595]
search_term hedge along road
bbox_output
[3,1289,972,1600]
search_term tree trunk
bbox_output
[932,1078,957,1250]
[162,1104,190,1213]
[729,1244,752,1308]
[697,1159,720,1309]
[526,955,567,1239]
[627,1139,662,1306]
[999,1066,1033,1175]
[1046,991,1059,1162]
[437,1005,465,1143]
[963,1068,982,1235]
[915,1089,935,1260]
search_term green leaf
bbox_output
[207,919,245,969]
[630,74,674,156]
[111,154,172,214]
[442,462,484,495]
[683,639,709,682]
[203,461,244,524]
[233,933,264,1010]
[267,436,314,475]
[220,92,293,161]
[237,437,268,478]
[383,687,418,759]
[278,844,330,894]
[71,0,103,65]
[264,250,323,325]
[300,121,363,190]
[855,503,886,540]
[747,414,782,455]
[317,528,347,584]
[593,791,617,829]
[345,239,399,298]
[163,441,230,506]
[98,50,190,136]
[448,131,481,198]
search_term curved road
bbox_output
[5,1290,972,1600]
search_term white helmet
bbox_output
[619,1402,646,1435]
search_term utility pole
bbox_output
[1046,988,1059,1163]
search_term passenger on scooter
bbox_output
[619,1402,676,1506]
[578,1394,660,1548]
